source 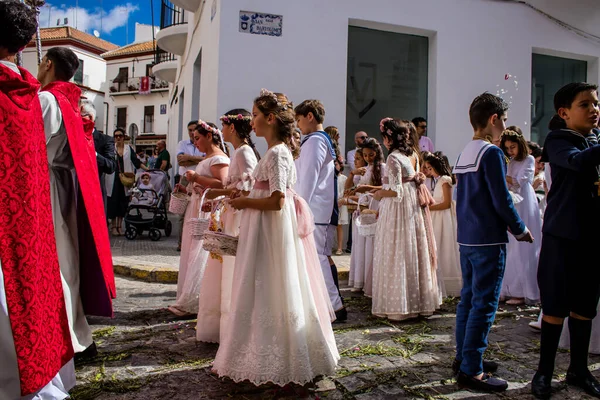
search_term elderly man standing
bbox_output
[176,120,205,251]
[80,99,116,213]
[155,139,172,176]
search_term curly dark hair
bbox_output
[423,151,455,184]
[0,0,37,54]
[360,137,384,186]
[381,118,413,156]
[221,108,260,161]
[254,91,297,158]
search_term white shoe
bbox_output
[529,320,542,331]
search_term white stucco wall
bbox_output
[22,45,108,130]
[165,1,223,169]
[167,0,600,163]
[105,55,170,137]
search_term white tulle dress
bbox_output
[196,145,257,343]
[170,155,230,315]
[212,144,339,385]
[501,155,542,303]
[430,175,462,297]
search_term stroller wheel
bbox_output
[164,220,173,237]
[125,227,137,240]
[149,228,162,241]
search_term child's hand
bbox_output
[184,170,196,183]
[506,176,513,185]
[373,190,385,201]
[353,167,367,176]
[229,197,247,210]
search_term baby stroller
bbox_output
[124,170,172,241]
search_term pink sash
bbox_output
[252,180,335,321]
[403,173,438,274]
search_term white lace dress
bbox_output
[430,175,462,297]
[171,155,230,314]
[212,144,339,385]
[501,155,542,303]
[348,164,385,293]
[371,151,441,320]
[196,145,258,343]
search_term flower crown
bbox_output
[259,88,291,111]
[197,119,227,153]
[379,117,402,140]
[220,114,252,124]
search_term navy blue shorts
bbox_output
[538,234,600,319]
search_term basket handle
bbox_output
[198,188,210,217]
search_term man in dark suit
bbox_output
[79,99,116,213]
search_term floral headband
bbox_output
[197,119,227,153]
[220,114,252,124]
[259,88,291,111]
[379,117,403,140]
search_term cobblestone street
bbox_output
[73,275,600,399]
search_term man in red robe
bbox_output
[37,46,116,359]
[0,1,75,398]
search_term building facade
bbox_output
[102,24,170,156]
[22,27,118,132]
[154,0,600,165]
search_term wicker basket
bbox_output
[355,195,378,238]
[168,192,189,215]
[202,231,239,256]
[190,190,211,240]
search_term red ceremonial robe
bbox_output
[42,81,116,317]
[0,65,73,395]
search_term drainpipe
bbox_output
[104,101,109,135]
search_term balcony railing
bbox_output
[160,0,186,29]
[154,48,177,65]
[109,77,169,94]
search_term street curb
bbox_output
[113,262,179,284]
[113,259,349,284]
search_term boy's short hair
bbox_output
[46,47,79,82]
[294,99,325,124]
[469,93,509,130]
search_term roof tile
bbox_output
[30,27,118,53]
[102,40,156,59]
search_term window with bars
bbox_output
[144,106,154,133]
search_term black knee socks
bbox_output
[538,320,564,377]
[569,317,593,375]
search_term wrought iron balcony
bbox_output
[156,0,188,56]
[109,76,169,94]
[160,0,186,29]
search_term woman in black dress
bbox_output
[107,128,145,235]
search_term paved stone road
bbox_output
[72,277,600,399]
[110,214,351,273]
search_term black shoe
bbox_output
[531,371,552,399]
[75,342,98,361]
[334,307,347,322]
[177,245,181,252]
[566,369,600,398]
[452,358,499,375]
[456,371,508,392]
